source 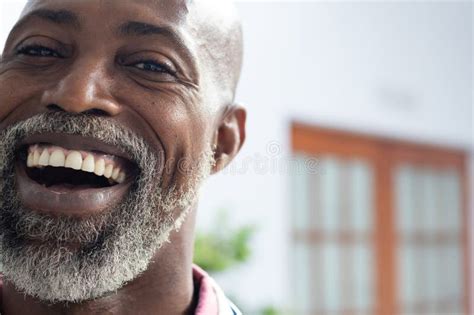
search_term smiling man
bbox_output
[0,0,245,314]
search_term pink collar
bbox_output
[193,264,220,315]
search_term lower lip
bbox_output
[14,161,133,216]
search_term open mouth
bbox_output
[13,133,140,215]
[22,144,131,189]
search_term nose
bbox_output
[40,60,121,116]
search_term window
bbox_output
[291,123,469,315]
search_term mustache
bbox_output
[0,111,159,174]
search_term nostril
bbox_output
[46,104,109,116]
[83,109,109,116]
[47,104,66,112]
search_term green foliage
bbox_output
[260,306,280,315]
[193,209,255,272]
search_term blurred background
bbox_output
[1,1,472,315]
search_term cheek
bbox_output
[120,86,205,146]
[0,75,19,120]
[0,73,32,123]
[0,73,48,127]
[125,95,211,187]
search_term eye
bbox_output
[132,60,175,75]
[16,44,63,58]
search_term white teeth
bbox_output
[111,168,120,181]
[38,149,50,166]
[33,150,41,165]
[26,145,127,184]
[49,150,66,167]
[65,151,83,170]
[117,172,126,184]
[94,159,105,176]
[82,154,95,173]
[104,164,114,178]
[27,152,34,167]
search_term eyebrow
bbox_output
[119,21,172,36]
[118,21,197,70]
[11,9,81,34]
[118,21,187,47]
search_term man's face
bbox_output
[0,0,219,303]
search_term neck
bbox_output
[1,206,199,315]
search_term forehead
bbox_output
[23,0,190,24]
[19,0,194,45]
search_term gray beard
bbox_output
[0,112,213,303]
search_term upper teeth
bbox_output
[26,145,127,184]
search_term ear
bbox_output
[211,104,246,174]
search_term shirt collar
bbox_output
[0,266,239,315]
